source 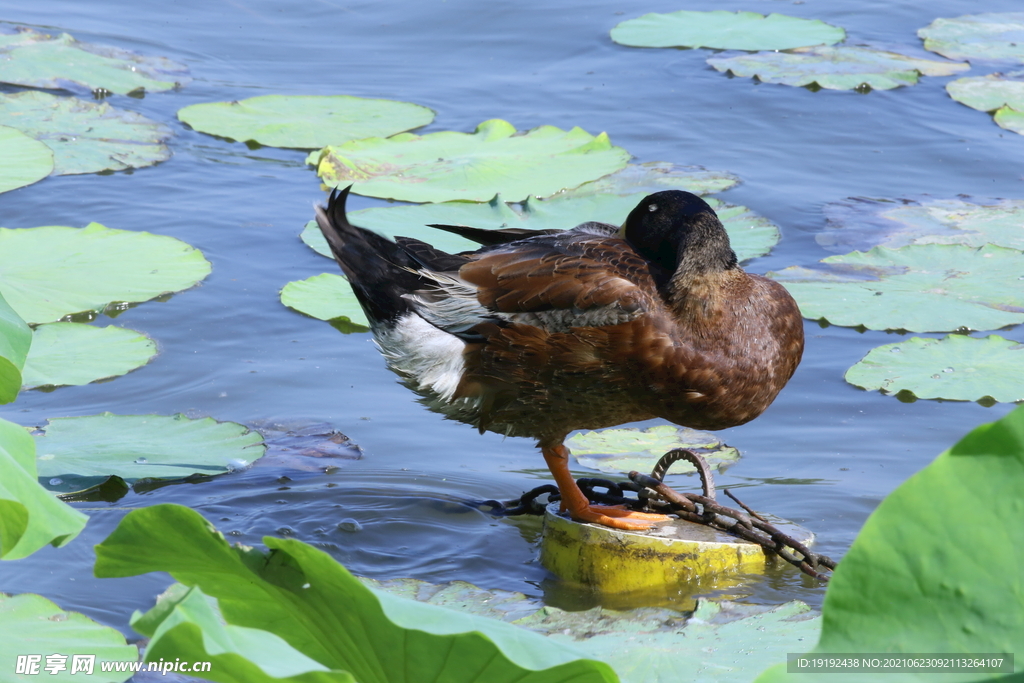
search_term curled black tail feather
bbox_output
[314,186,425,325]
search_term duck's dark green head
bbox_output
[620,190,737,275]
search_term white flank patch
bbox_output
[375,313,466,402]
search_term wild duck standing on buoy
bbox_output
[315,186,803,530]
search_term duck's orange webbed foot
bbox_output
[542,444,671,531]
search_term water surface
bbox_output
[1,0,1021,633]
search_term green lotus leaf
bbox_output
[0,91,172,175]
[0,416,86,560]
[755,406,1024,682]
[302,193,779,263]
[567,424,740,475]
[0,124,53,194]
[919,13,1024,63]
[0,27,190,94]
[769,243,1024,332]
[134,584,350,683]
[0,291,31,404]
[818,196,1024,253]
[94,504,619,683]
[611,10,844,51]
[561,161,739,197]
[178,94,434,149]
[309,119,631,203]
[0,222,211,324]
[707,46,969,91]
[34,413,266,494]
[365,577,821,683]
[22,323,157,389]
[946,72,1024,112]
[280,274,370,330]
[0,593,137,681]
[994,104,1024,135]
[845,335,1024,403]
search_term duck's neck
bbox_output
[666,261,745,336]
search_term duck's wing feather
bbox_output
[426,223,563,247]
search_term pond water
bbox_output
[2,0,1022,640]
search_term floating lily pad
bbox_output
[946,72,1024,135]
[280,274,370,330]
[769,243,1024,332]
[0,27,190,94]
[946,72,1024,112]
[0,222,211,324]
[562,161,739,197]
[919,13,1024,63]
[818,196,1024,253]
[178,94,435,149]
[0,593,137,681]
[0,91,172,175]
[845,335,1024,403]
[0,292,31,404]
[0,416,86,560]
[567,425,740,475]
[707,46,969,91]
[0,124,53,194]
[34,413,266,494]
[22,323,157,389]
[310,119,631,203]
[302,192,779,263]
[611,11,844,51]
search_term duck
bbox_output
[314,186,804,530]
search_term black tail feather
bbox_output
[426,223,563,247]
[314,186,425,325]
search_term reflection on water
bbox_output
[2,0,1023,640]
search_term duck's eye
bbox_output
[647,203,658,213]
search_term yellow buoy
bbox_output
[540,503,813,594]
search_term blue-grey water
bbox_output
[1,0,1022,637]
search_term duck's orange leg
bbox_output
[542,444,670,531]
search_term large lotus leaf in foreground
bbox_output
[94,504,618,683]
[707,46,969,91]
[310,119,630,203]
[818,196,1024,252]
[755,406,1024,682]
[0,416,86,560]
[946,72,1024,135]
[22,323,157,389]
[0,292,31,404]
[364,577,821,683]
[845,335,1024,403]
[0,124,53,194]
[0,593,137,682]
[0,28,190,94]
[0,91,172,175]
[769,243,1024,332]
[178,94,435,149]
[0,223,211,324]
[611,10,844,51]
[34,413,266,494]
[919,13,1024,63]
[301,192,780,263]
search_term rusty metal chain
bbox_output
[475,447,836,582]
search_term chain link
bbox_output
[474,448,836,582]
